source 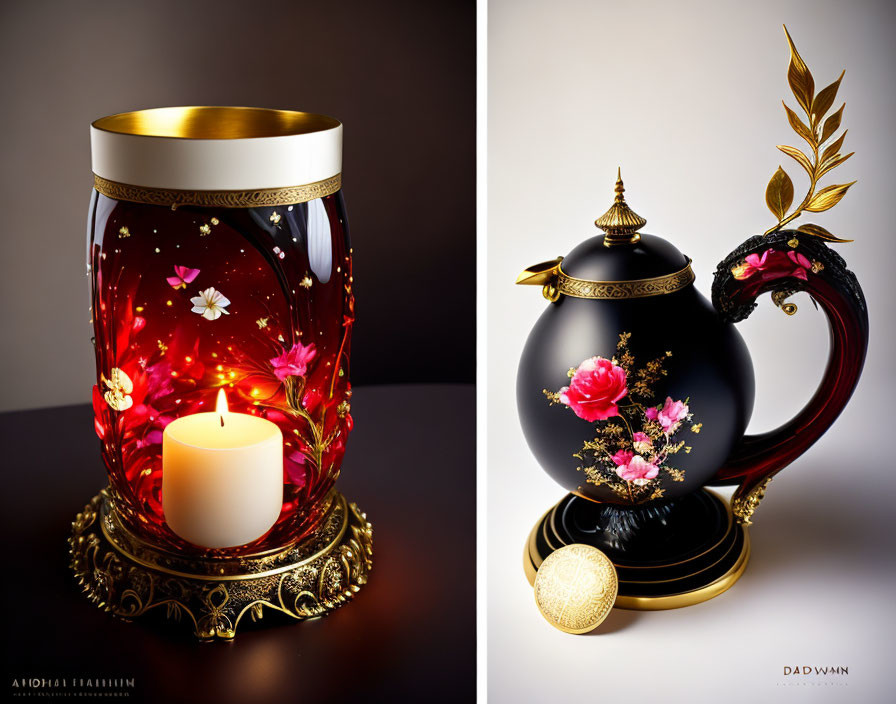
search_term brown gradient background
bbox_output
[0,0,475,412]
[0,1,476,701]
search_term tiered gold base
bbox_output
[524,491,750,610]
[69,489,373,640]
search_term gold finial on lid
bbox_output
[595,168,646,246]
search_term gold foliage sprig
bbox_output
[763,26,855,243]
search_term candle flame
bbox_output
[216,388,229,415]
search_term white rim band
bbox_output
[90,109,342,191]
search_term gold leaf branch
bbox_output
[763,26,855,243]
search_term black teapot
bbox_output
[516,170,868,609]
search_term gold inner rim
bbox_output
[92,106,340,140]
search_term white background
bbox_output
[487,0,895,701]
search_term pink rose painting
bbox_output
[558,356,628,422]
[657,397,689,434]
[616,455,659,486]
[270,342,317,381]
[632,431,653,454]
[546,332,699,503]
[611,449,634,466]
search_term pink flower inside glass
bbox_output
[270,343,318,382]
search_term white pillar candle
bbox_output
[162,389,284,548]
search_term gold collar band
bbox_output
[94,173,342,209]
[516,257,694,302]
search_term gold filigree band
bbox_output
[93,173,342,208]
[70,489,373,640]
[517,258,695,301]
[557,261,694,300]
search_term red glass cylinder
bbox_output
[87,108,353,554]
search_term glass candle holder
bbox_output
[87,107,354,554]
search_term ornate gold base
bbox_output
[69,489,373,640]
[523,491,750,610]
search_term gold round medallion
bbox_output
[534,544,618,634]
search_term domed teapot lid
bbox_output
[518,170,694,301]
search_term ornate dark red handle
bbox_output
[709,230,868,523]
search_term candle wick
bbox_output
[220,414,225,427]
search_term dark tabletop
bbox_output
[1,384,475,704]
